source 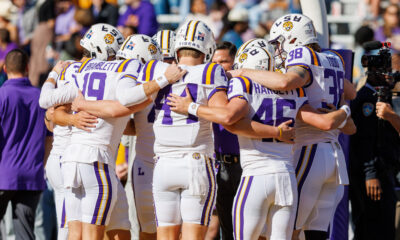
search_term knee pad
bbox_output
[304,230,328,240]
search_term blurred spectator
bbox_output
[353,25,374,87]
[220,7,248,49]
[0,49,51,240]
[55,0,80,48]
[11,0,38,51]
[0,28,17,87]
[117,0,158,37]
[0,0,18,43]
[209,0,229,39]
[91,0,119,26]
[29,0,56,86]
[153,0,180,15]
[59,32,84,60]
[184,0,217,37]
[374,4,400,52]
[74,7,94,36]
[249,0,288,37]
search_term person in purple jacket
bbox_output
[0,49,52,240]
[117,0,159,37]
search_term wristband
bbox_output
[48,71,59,81]
[338,118,347,129]
[340,105,351,118]
[277,126,282,139]
[155,75,169,89]
[188,102,200,116]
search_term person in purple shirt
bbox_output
[210,41,242,240]
[117,0,159,37]
[0,49,52,240]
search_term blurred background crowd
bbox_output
[1,0,400,239]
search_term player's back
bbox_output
[139,60,228,156]
[228,76,307,176]
[286,46,345,145]
[51,61,82,155]
[69,58,141,158]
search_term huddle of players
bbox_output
[39,12,356,240]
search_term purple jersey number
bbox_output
[81,72,106,100]
[147,84,199,124]
[287,48,303,63]
[252,98,295,142]
[322,69,344,108]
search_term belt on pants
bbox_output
[215,152,240,164]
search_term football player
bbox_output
[153,30,176,64]
[167,44,354,239]
[66,34,186,240]
[124,20,226,240]
[229,14,357,240]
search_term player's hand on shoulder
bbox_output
[72,111,98,132]
[277,119,295,144]
[52,60,68,75]
[165,62,187,84]
[227,69,244,79]
[167,87,193,115]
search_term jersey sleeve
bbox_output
[285,46,320,72]
[39,81,78,109]
[295,87,308,108]
[227,77,251,102]
[137,59,160,84]
[120,59,142,80]
[207,64,228,100]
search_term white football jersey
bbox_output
[64,58,142,166]
[50,61,82,155]
[228,76,308,176]
[285,46,345,145]
[138,60,228,156]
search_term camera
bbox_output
[361,41,400,102]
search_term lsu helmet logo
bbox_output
[104,34,115,44]
[283,21,293,31]
[148,44,158,55]
[239,53,248,63]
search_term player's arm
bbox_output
[72,92,152,118]
[224,118,294,143]
[39,61,79,109]
[228,66,310,91]
[117,62,187,107]
[53,104,98,132]
[44,108,54,132]
[123,119,136,136]
[297,103,348,131]
[168,88,247,126]
[344,78,356,100]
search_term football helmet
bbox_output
[152,30,176,60]
[236,38,276,64]
[174,20,216,63]
[117,34,162,63]
[269,14,318,67]
[80,23,124,61]
[234,46,274,71]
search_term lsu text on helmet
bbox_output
[174,20,216,63]
[234,46,274,71]
[269,14,318,68]
[153,30,176,60]
[117,34,162,64]
[80,23,124,61]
